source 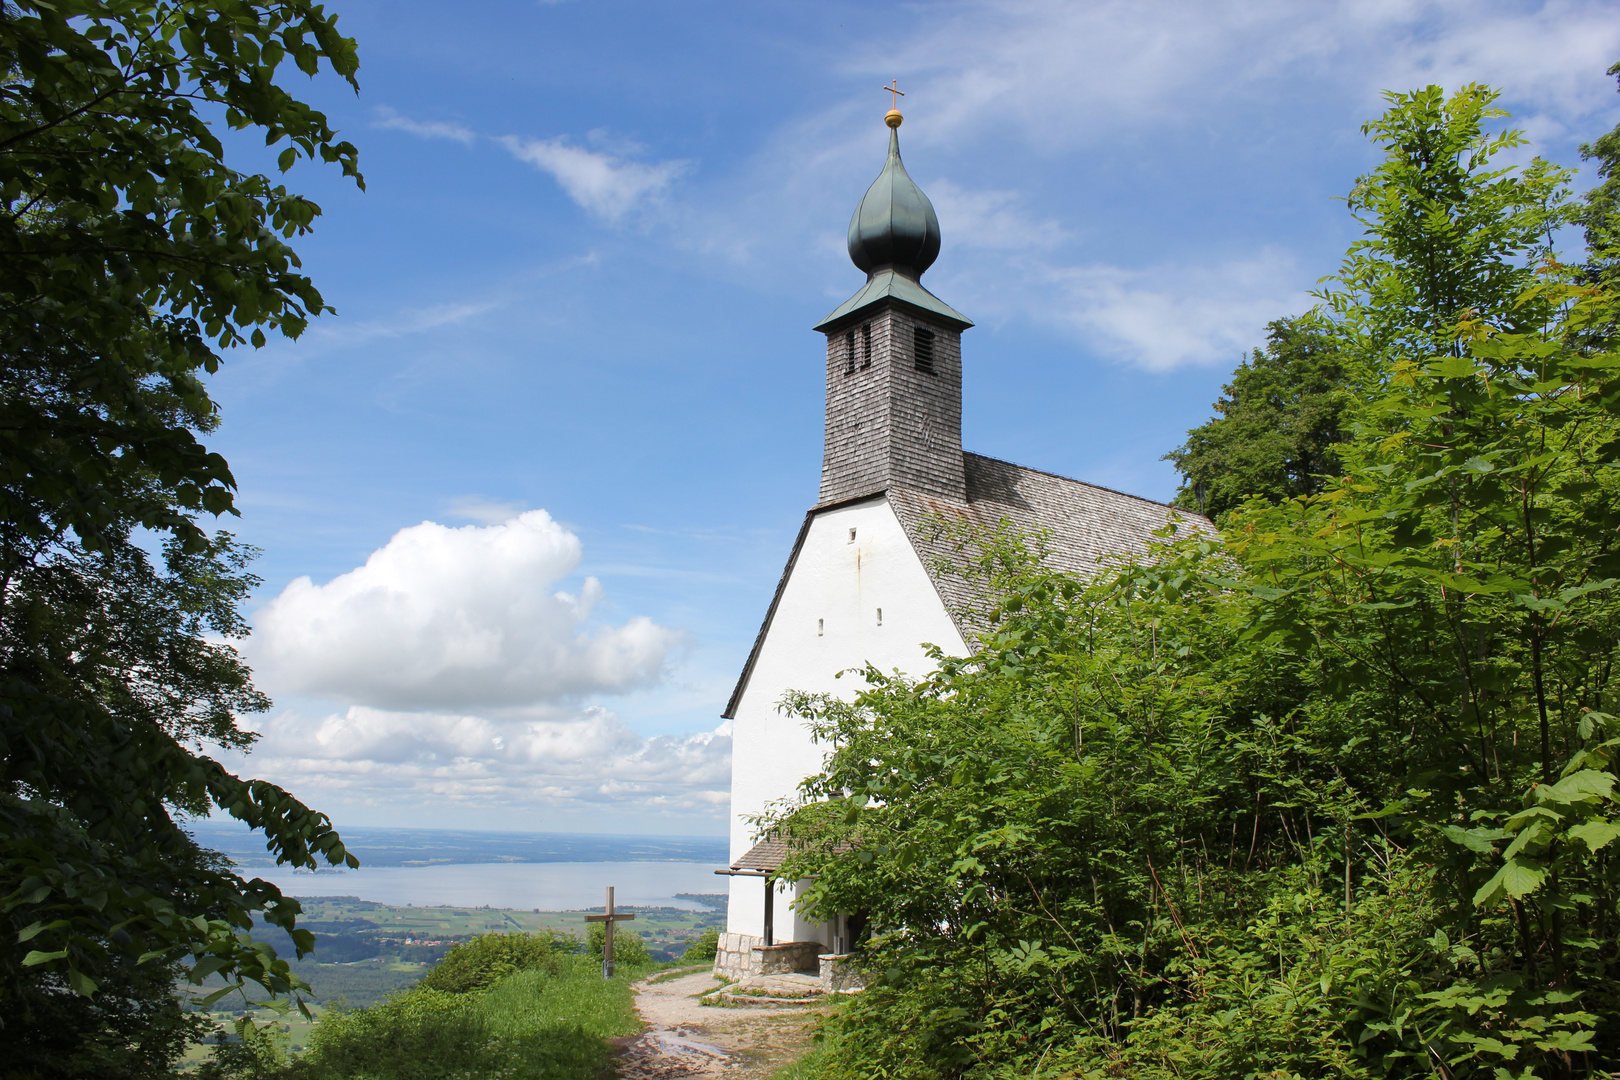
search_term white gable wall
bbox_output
[725,494,967,944]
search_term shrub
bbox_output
[681,928,719,963]
[298,988,498,1080]
[585,923,650,967]
[417,931,561,994]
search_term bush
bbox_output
[681,928,719,963]
[298,988,498,1080]
[417,931,562,994]
[293,956,641,1080]
[585,923,650,967]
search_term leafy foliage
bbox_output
[1165,317,1348,521]
[586,921,651,967]
[5,951,213,1079]
[682,927,719,962]
[417,931,566,995]
[1578,61,1620,289]
[777,83,1620,1080]
[0,0,364,1044]
[221,957,641,1080]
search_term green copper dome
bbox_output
[847,127,941,278]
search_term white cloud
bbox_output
[444,496,527,525]
[234,706,731,817]
[927,180,1066,251]
[875,0,1620,151]
[1026,248,1309,371]
[252,510,681,710]
[373,105,476,146]
[501,135,690,222]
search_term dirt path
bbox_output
[613,969,825,1080]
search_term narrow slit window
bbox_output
[843,329,856,375]
[876,608,883,626]
[913,326,936,373]
[817,618,824,637]
[848,528,857,543]
[860,323,872,369]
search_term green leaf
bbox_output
[1442,824,1505,853]
[188,955,232,983]
[22,949,68,966]
[199,983,243,1010]
[1474,858,1547,908]
[1567,820,1620,852]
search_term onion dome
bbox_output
[847,123,941,279]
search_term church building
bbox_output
[712,103,1208,982]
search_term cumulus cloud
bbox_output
[501,135,689,222]
[234,706,731,817]
[252,510,681,710]
[373,105,476,145]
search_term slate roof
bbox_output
[721,452,1214,718]
[890,452,1215,632]
[729,836,792,872]
[724,833,853,874]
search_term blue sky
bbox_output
[208,0,1620,836]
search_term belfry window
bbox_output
[913,326,936,373]
[860,323,872,369]
[843,329,856,375]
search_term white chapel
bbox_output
[712,104,1206,981]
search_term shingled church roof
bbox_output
[721,454,1214,719]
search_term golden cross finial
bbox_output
[883,79,905,128]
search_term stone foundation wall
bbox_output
[713,932,761,981]
[755,941,823,976]
[819,952,866,992]
[712,933,828,981]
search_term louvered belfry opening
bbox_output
[913,326,935,374]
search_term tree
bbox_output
[1165,316,1347,521]
[0,0,363,1061]
[1578,61,1620,288]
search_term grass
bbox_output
[766,1048,827,1079]
[480,956,648,1043]
[195,954,655,1079]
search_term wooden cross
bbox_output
[584,886,636,979]
[882,79,905,109]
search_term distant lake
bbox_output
[188,823,728,871]
[240,860,726,911]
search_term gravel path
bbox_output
[613,969,824,1080]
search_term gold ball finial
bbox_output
[882,80,906,129]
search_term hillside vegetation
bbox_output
[197,931,652,1080]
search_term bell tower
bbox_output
[812,104,973,506]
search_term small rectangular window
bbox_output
[817,618,824,637]
[843,329,855,375]
[876,608,883,626]
[860,323,872,369]
[848,528,857,543]
[913,326,935,373]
